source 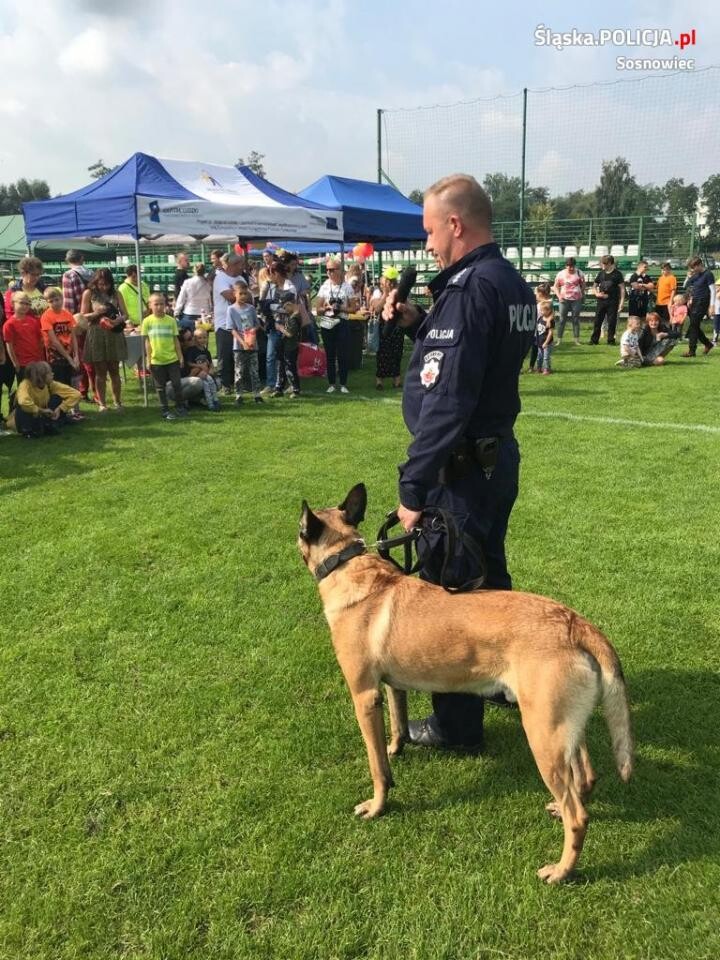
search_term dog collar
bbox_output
[314,540,367,582]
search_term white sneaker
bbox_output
[326,385,336,394]
[339,385,349,394]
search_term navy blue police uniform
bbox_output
[399,241,535,747]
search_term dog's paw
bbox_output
[537,863,570,884]
[545,801,563,820]
[387,738,405,758]
[353,799,384,819]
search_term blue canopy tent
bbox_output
[23,153,344,404]
[297,175,424,243]
[23,153,344,244]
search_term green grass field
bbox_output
[1,337,719,960]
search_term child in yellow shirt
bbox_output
[8,361,81,437]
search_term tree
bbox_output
[237,151,267,179]
[663,177,699,225]
[595,157,644,219]
[408,189,424,206]
[700,174,720,245]
[528,201,554,225]
[481,172,548,221]
[0,178,51,214]
[551,189,597,221]
[88,159,116,180]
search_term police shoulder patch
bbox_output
[420,350,443,389]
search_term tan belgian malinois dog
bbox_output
[299,483,634,883]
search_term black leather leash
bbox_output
[374,507,486,593]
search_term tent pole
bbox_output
[135,236,148,408]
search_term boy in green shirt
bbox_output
[141,293,188,421]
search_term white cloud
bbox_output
[1,0,718,205]
[57,27,111,75]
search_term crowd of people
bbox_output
[524,254,718,375]
[1,245,717,437]
[0,248,410,437]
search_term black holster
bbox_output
[439,437,501,484]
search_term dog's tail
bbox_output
[576,617,634,782]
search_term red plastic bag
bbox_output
[298,342,327,378]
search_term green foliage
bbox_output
[0,345,719,959]
[237,151,267,179]
[0,179,51,214]
[88,160,116,180]
[483,172,549,221]
[408,188,424,205]
[527,201,555,226]
[701,174,720,246]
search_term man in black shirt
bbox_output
[174,252,190,298]
[627,259,654,319]
[682,256,715,357]
[590,255,625,345]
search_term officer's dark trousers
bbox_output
[591,300,619,344]
[417,437,520,745]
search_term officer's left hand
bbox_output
[397,504,422,532]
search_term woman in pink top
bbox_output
[553,257,586,345]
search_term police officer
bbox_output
[384,174,535,751]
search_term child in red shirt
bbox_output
[3,291,44,381]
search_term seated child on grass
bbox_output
[7,360,81,438]
[616,316,643,368]
[185,329,220,410]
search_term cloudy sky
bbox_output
[0,0,717,198]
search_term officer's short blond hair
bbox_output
[424,174,493,229]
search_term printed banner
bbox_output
[135,160,343,240]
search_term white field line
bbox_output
[520,410,720,435]
[342,395,720,435]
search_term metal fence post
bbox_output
[518,89,527,273]
[638,216,644,257]
[377,109,382,184]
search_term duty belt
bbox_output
[439,434,511,484]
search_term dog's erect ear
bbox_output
[338,483,367,527]
[299,500,325,543]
